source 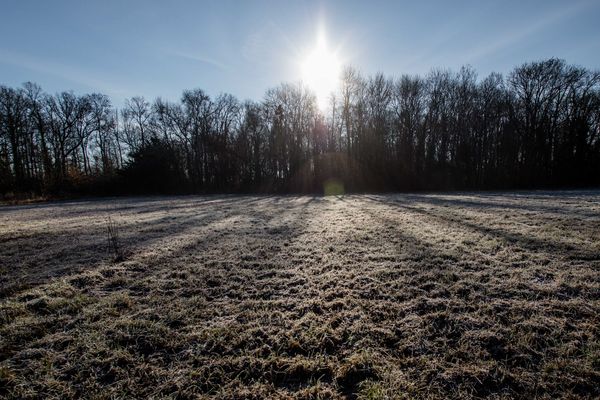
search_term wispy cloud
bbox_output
[171,50,230,71]
[241,21,299,67]
[464,0,595,63]
[242,31,265,63]
[0,48,128,97]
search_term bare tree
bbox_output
[1,58,599,197]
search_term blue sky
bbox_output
[1,0,599,106]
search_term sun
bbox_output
[301,32,341,109]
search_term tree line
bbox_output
[1,58,599,197]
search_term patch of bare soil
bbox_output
[1,192,599,399]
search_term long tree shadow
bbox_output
[336,195,458,262]
[80,195,321,292]
[398,191,600,220]
[0,195,322,362]
[0,195,279,296]
[363,195,600,261]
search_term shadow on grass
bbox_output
[362,195,600,262]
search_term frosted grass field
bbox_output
[1,192,599,398]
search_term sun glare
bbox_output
[301,32,341,109]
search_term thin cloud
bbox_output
[0,48,129,97]
[171,50,229,70]
[241,30,269,64]
[464,0,595,63]
[241,21,297,67]
[399,4,494,72]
